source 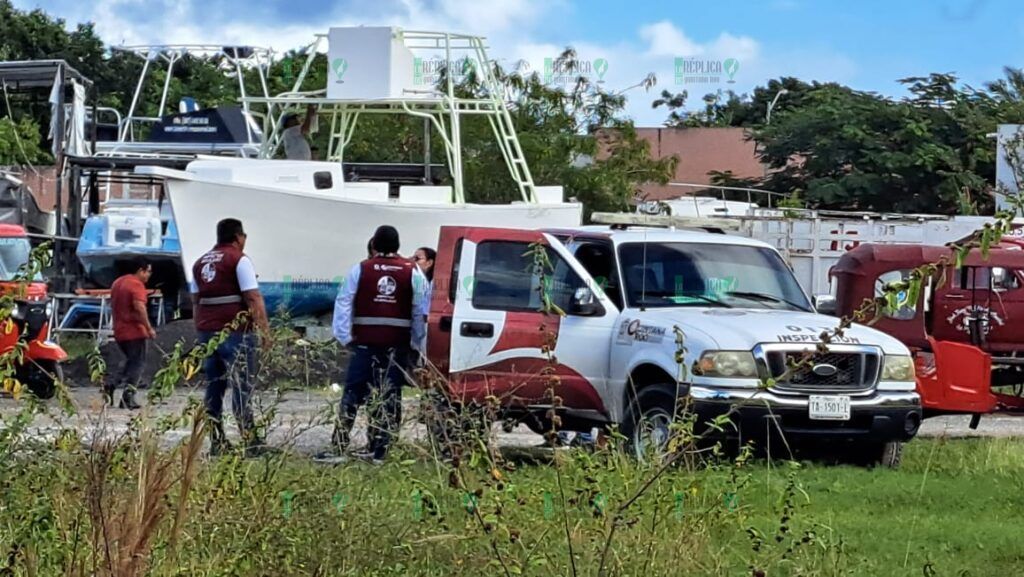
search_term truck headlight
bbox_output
[10,302,27,320]
[697,351,758,378]
[882,355,915,382]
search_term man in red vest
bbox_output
[191,218,271,457]
[321,225,428,463]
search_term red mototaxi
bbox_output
[0,224,67,398]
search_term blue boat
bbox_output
[75,202,188,317]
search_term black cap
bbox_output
[372,225,400,254]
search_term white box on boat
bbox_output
[327,27,416,100]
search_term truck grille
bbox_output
[764,350,880,394]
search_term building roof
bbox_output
[0,60,93,90]
[632,127,765,201]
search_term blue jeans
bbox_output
[557,430,596,446]
[337,345,409,458]
[200,331,257,439]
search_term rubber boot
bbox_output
[241,428,273,458]
[313,425,351,462]
[209,420,233,457]
[102,383,116,407]
[118,388,141,410]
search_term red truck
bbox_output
[831,239,1024,418]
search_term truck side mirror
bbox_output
[570,287,602,316]
[814,294,837,316]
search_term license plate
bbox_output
[808,395,851,421]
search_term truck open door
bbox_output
[435,227,619,418]
[918,337,995,414]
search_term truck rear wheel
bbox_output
[621,383,680,462]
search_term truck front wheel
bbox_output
[621,383,680,462]
[852,440,903,469]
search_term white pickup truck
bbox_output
[425,225,922,466]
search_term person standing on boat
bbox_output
[191,218,271,457]
[281,104,317,160]
[107,257,156,410]
[323,225,428,463]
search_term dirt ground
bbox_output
[22,319,1024,454]
[2,384,1022,458]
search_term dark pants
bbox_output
[115,338,147,391]
[337,345,409,459]
[199,331,257,440]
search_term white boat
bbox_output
[142,159,580,316]
[139,26,584,317]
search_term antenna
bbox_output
[640,227,649,312]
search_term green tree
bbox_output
[745,71,1024,214]
[447,49,675,218]
[0,117,50,165]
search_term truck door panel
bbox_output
[448,228,617,414]
[932,266,991,347]
[984,267,1023,352]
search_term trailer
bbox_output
[595,206,1023,298]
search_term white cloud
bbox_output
[639,21,759,62]
[707,32,759,63]
[639,21,703,57]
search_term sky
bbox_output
[12,0,1024,126]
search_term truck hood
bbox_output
[629,308,910,355]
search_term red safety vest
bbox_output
[352,254,414,347]
[192,244,249,332]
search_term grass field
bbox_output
[3,428,1024,576]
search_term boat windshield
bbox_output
[618,242,812,311]
[0,237,34,281]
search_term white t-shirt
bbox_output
[282,125,311,160]
[189,256,258,293]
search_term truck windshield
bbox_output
[618,242,812,311]
[0,237,33,281]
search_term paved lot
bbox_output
[2,387,1022,455]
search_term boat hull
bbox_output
[163,177,583,317]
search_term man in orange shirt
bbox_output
[107,258,156,409]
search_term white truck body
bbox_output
[434,225,923,453]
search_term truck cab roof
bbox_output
[544,225,775,251]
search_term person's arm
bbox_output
[242,289,270,337]
[301,104,316,135]
[235,256,270,338]
[133,294,156,338]
[332,265,360,347]
[410,267,429,352]
[188,278,200,323]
